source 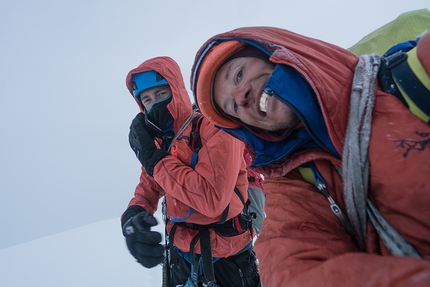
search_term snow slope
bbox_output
[0,213,165,287]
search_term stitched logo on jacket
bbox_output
[395,131,430,157]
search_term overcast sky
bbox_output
[1,0,429,250]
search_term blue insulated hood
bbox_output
[263,64,339,157]
[222,126,320,167]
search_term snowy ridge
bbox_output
[0,216,164,287]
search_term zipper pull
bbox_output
[315,178,342,215]
[311,163,356,238]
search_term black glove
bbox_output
[129,113,168,177]
[121,205,165,268]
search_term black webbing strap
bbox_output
[189,113,204,152]
[234,186,246,206]
[199,226,217,285]
[169,222,219,286]
[218,204,229,224]
[390,56,430,121]
[378,51,408,107]
[234,186,255,237]
[379,50,430,123]
[168,222,179,285]
[189,233,201,286]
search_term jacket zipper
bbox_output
[310,162,356,240]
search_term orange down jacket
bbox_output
[191,27,430,286]
[125,57,252,258]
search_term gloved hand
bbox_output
[129,113,168,177]
[121,205,165,268]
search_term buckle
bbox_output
[383,51,408,69]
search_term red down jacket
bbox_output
[191,27,430,286]
[125,57,252,257]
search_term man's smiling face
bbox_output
[213,56,300,132]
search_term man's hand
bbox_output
[129,113,168,177]
[122,207,165,268]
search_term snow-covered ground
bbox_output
[0,211,165,287]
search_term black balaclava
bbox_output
[143,95,174,138]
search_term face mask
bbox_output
[144,95,173,135]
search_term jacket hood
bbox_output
[191,27,359,167]
[126,56,193,132]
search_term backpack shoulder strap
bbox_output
[190,113,204,169]
[379,39,430,123]
[190,113,204,150]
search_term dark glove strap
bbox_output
[121,205,146,229]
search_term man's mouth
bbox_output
[259,92,269,114]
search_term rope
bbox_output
[342,54,420,257]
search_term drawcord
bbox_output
[167,110,196,153]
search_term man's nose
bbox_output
[232,85,251,108]
[143,95,157,110]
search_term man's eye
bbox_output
[236,69,243,82]
[233,102,238,113]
